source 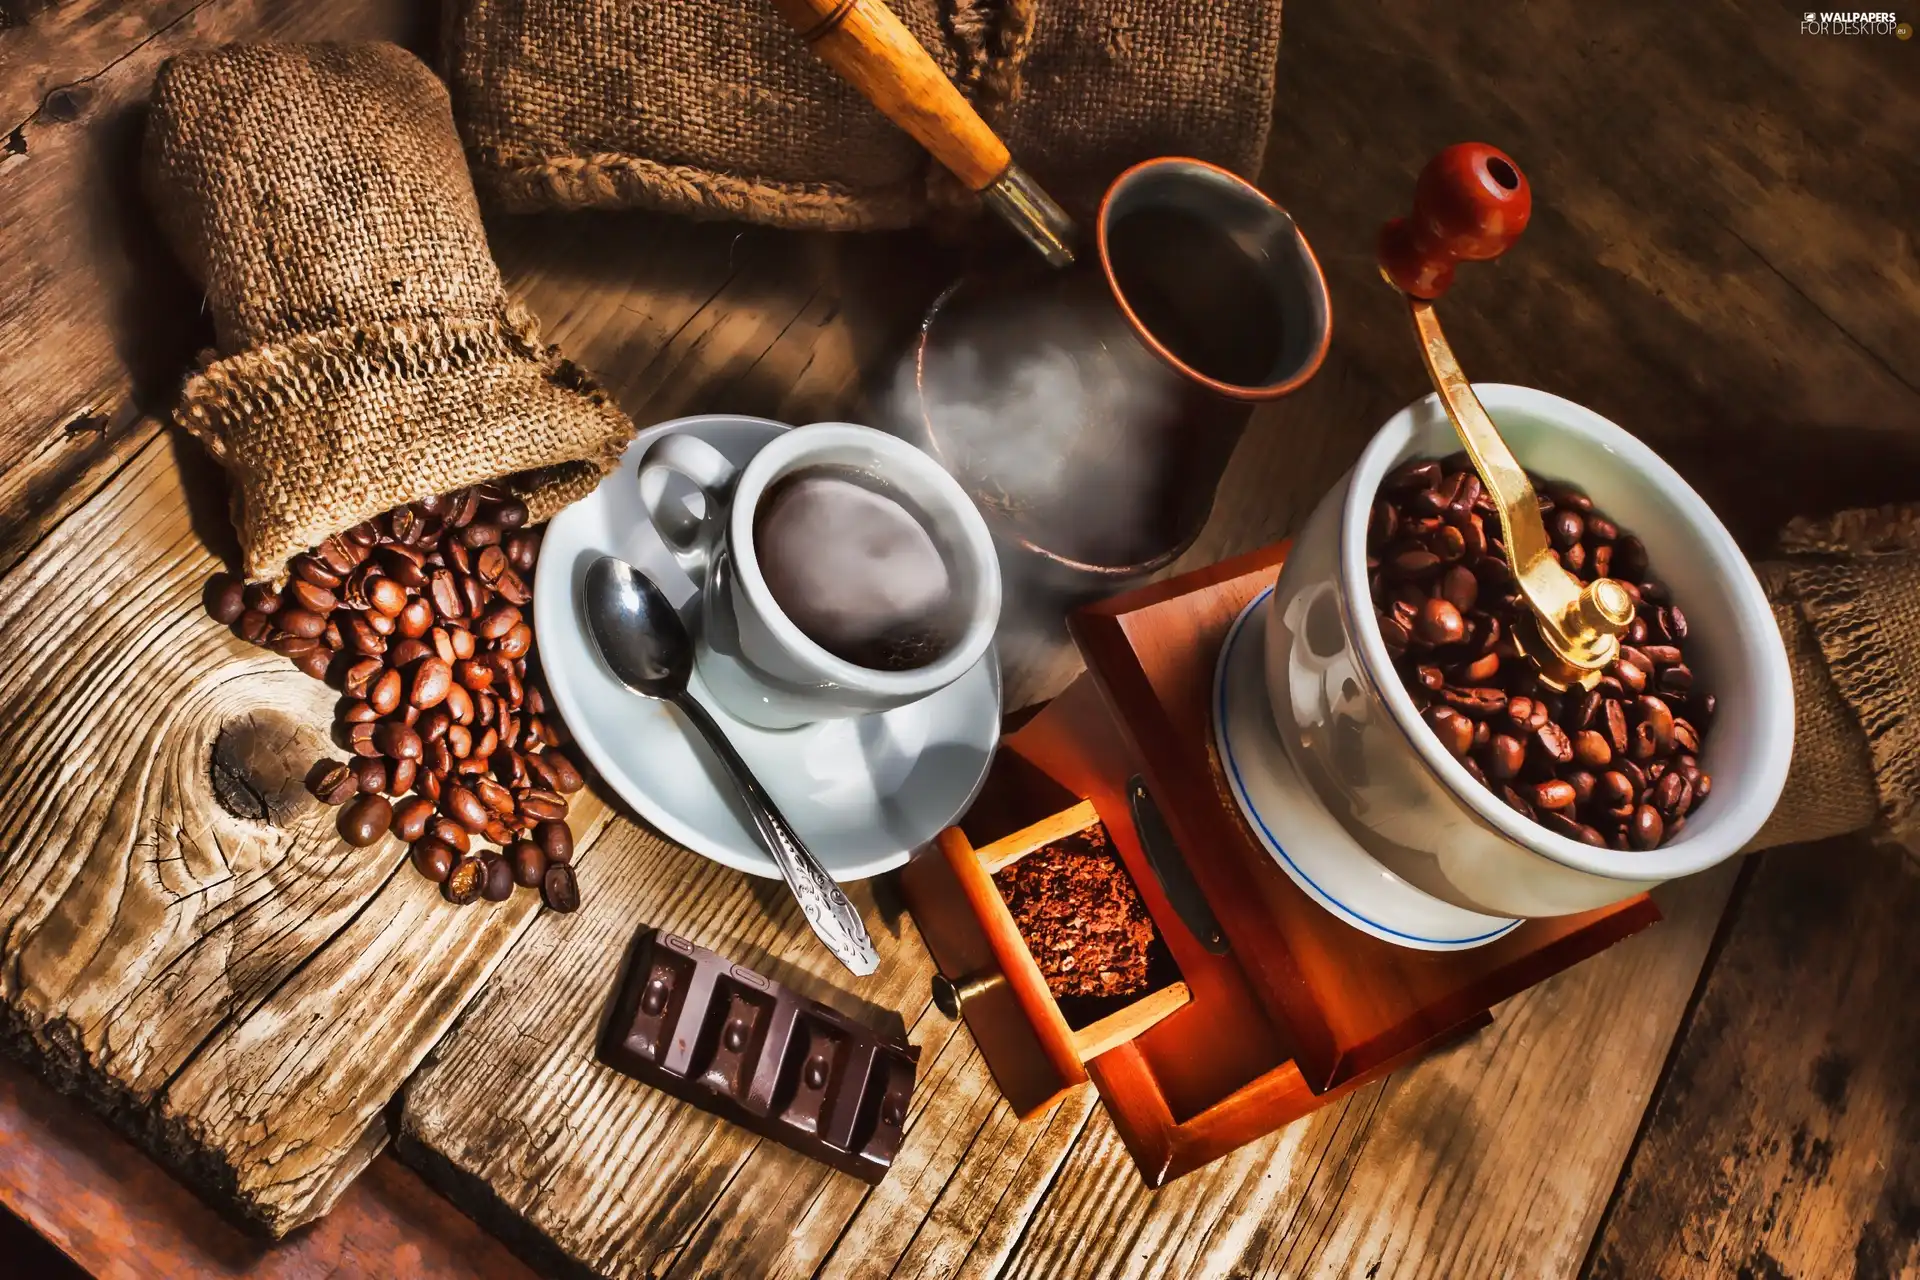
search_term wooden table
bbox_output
[2,0,1915,1276]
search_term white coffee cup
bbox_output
[637,422,1002,730]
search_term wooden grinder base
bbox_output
[903,541,1661,1187]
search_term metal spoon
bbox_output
[582,555,880,976]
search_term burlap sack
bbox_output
[145,43,636,582]
[1748,504,1920,859]
[442,0,1284,229]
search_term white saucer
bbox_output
[1213,586,1520,951]
[534,414,1002,882]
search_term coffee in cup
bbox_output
[753,464,964,674]
[636,422,1001,729]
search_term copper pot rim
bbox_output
[1096,156,1333,403]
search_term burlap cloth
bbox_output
[145,43,636,582]
[1750,503,1920,859]
[441,0,1285,228]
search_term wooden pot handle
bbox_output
[770,0,1010,190]
[770,0,1076,263]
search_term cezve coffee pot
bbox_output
[771,0,1333,593]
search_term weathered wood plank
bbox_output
[0,0,426,576]
[987,864,1738,1279]
[0,1052,536,1280]
[395,819,917,1280]
[1585,836,1920,1280]
[0,422,619,1234]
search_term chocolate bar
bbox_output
[599,929,918,1183]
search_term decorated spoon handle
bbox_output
[1377,142,1532,300]
[672,693,881,977]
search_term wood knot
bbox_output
[209,712,328,826]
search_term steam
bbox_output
[890,299,1180,568]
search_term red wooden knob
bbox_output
[1379,143,1532,300]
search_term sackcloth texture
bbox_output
[1750,503,1920,863]
[145,42,636,581]
[441,0,1286,229]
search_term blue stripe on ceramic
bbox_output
[1215,586,1519,948]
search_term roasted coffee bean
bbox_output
[544,750,585,794]
[1548,509,1584,548]
[428,569,463,619]
[475,605,521,641]
[387,756,419,795]
[308,760,359,806]
[1531,779,1577,813]
[1457,651,1501,684]
[444,785,489,832]
[1535,721,1574,765]
[534,820,573,865]
[276,607,326,640]
[446,625,476,662]
[287,579,336,615]
[269,633,320,659]
[453,658,494,692]
[388,638,432,669]
[1653,770,1692,819]
[508,840,548,887]
[497,623,534,661]
[340,656,381,699]
[206,574,249,625]
[1671,719,1701,756]
[480,852,516,902]
[353,757,387,794]
[1424,705,1474,757]
[428,817,470,855]
[471,726,499,762]
[338,699,379,727]
[367,667,403,716]
[1572,730,1612,769]
[337,793,392,847]
[244,582,282,615]
[1660,605,1689,641]
[344,615,387,655]
[1629,805,1664,850]
[396,596,434,638]
[445,682,475,725]
[1411,597,1463,646]
[373,721,423,761]
[504,531,541,573]
[1635,696,1675,750]
[1499,784,1535,818]
[1604,700,1629,754]
[442,857,485,905]
[446,723,472,759]
[390,795,435,843]
[461,520,503,548]
[541,863,580,913]
[519,789,568,822]
[1657,664,1694,694]
[293,554,344,589]
[411,836,456,885]
[1440,685,1506,718]
[1568,769,1597,810]
[1599,770,1635,812]
[1487,733,1527,779]
[417,705,452,743]
[475,777,515,816]
[344,721,381,757]
[410,656,453,708]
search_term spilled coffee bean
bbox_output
[209,486,587,910]
[1369,453,1714,851]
